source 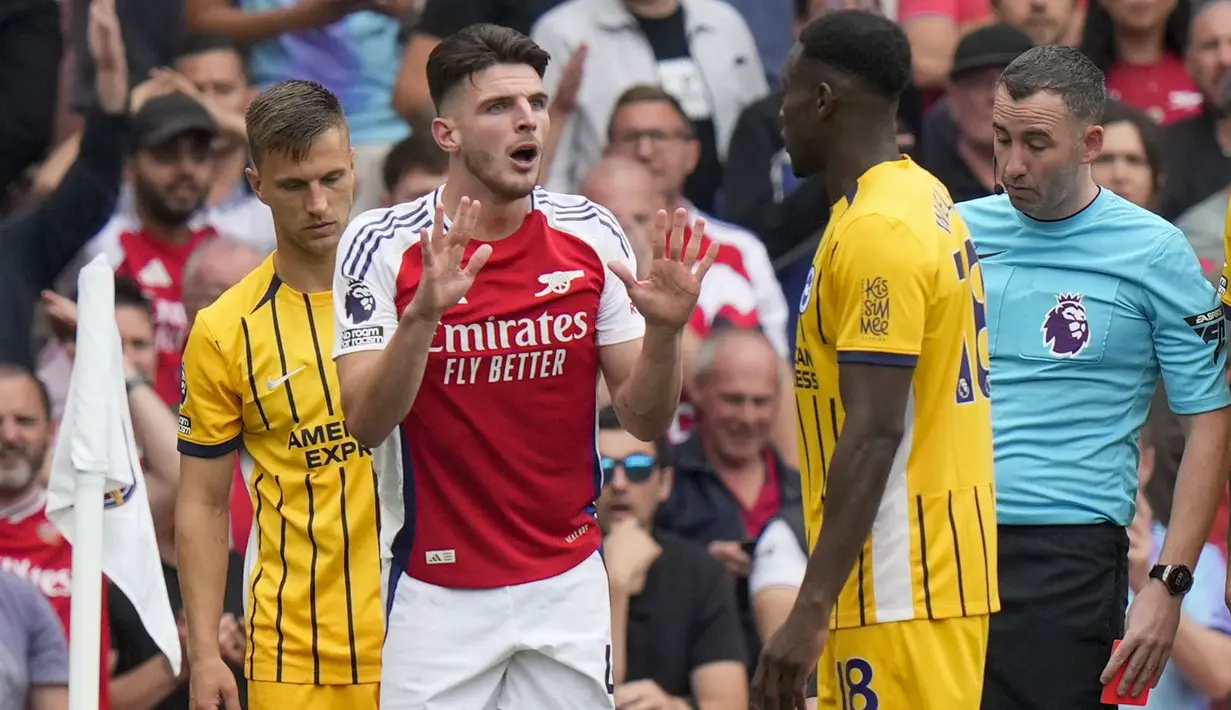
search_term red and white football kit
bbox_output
[0,488,111,710]
[333,186,644,710]
[93,226,216,406]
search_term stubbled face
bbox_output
[992,87,1102,217]
[606,100,699,201]
[248,127,355,256]
[132,132,214,226]
[435,64,548,201]
[594,427,669,534]
[0,375,51,501]
[780,44,831,178]
[1187,1,1231,109]
[996,0,1080,45]
[1092,120,1155,208]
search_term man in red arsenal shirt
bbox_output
[88,93,220,406]
[333,24,718,710]
[0,366,112,709]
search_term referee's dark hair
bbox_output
[796,9,912,101]
[597,406,670,468]
[245,80,348,167]
[998,45,1107,126]
[426,23,550,113]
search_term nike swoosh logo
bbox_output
[976,251,1006,260]
[267,366,305,391]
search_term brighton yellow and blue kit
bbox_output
[178,255,382,709]
[795,157,998,709]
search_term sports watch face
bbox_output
[1168,566,1194,595]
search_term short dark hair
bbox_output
[245,80,348,167]
[597,406,670,465]
[1101,99,1164,189]
[426,23,550,112]
[607,85,693,141]
[0,364,51,422]
[176,33,244,63]
[113,276,152,317]
[797,10,912,100]
[382,130,449,193]
[998,45,1107,125]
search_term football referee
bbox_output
[958,46,1231,709]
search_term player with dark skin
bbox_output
[751,12,914,710]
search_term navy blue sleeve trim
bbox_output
[837,351,919,367]
[177,434,242,459]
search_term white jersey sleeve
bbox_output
[541,190,646,347]
[748,518,807,597]
[333,200,433,358]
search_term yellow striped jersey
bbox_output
[794,157,999,630]
[177,255,382,684]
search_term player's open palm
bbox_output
[406,198,492,324]
[189,656,241,710]
[608,208,719,330]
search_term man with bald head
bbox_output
[182,235,265,325]
[580,155,662,279]
[655,327,803,664]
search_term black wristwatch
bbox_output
[125,373,150,394]
[1149,564,1194,596]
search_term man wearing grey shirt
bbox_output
[0,570,68,710]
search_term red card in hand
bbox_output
[1102,640,1151,706]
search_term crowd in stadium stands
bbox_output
[2,0,1231,707]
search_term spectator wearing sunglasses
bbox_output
[597,406,748,710]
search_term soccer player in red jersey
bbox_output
[333,22,719,710]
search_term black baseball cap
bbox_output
[949,24,1035,80]
[130,92,218,150]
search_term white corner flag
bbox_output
[45,255,182,710]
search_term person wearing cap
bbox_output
[66,91,223,409]
[917,24,1034,202]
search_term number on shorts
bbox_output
[835,657,878,710]
[604,644,614,694]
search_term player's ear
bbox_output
[1079,123,1104,166]
[656,466,674,503]
[433,116,460,154]
[815,81,836,122]
[245,165,263,202]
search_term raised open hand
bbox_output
[89,0,129,115]
[608,208,719,330]
[405,198,490,324]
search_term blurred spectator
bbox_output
[1093,100,1167,209]
[0,366,112,709]
[532,0,768,212]
[597,407,748,710]
[746,505,807,643]
[381,129,448,206]
[1157,0,1231,220]
[656,329,803,664]
[605,86,789,355]
[185,0,409,213]
[581,155,663,275]
[68,0,185,115]
[0,570,69,710]
[919,24,1034,202]
[1130,412,1231,708]
[992,0,1083,45]
[0,0,132,370]
[0,0,63,200]
[897,0,993,91]
[723,0,795,88]
[1080,0,1199,124]
[179,236,264,554]
[66,93,221,407]
[394,0,565,119]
